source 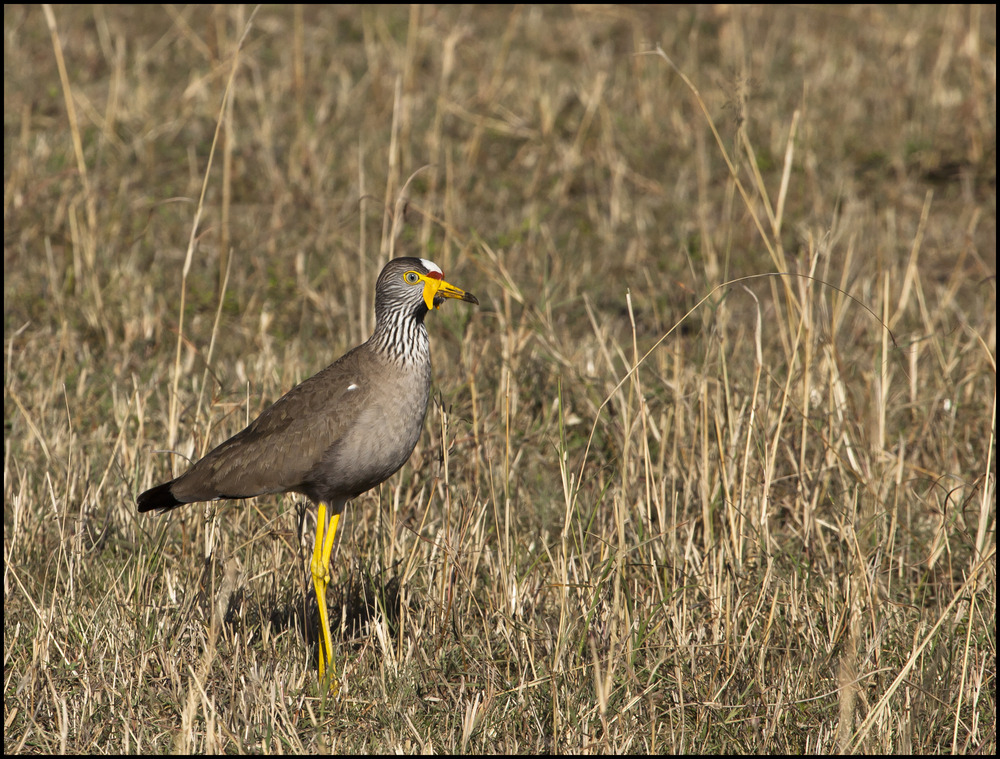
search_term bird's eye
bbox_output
[404,271,421,284]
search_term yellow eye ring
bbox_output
[404,271,421,285]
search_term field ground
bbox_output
[4,4,996,753]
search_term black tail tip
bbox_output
[137,480,183,513]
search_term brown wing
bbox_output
[168,346,377,504]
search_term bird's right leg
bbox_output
[310,502,340,685]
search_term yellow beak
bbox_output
[421,273,479,310]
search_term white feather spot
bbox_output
[347,383,359,391]
[420,258,442,275]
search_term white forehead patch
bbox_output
[420,258,442,275]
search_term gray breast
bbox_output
[302,351,433,503]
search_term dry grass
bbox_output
[4,4,996,753]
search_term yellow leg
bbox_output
[310,502,341,686]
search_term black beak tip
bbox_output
[434,291,479,308]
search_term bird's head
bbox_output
[375,257,479,319]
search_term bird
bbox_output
[137,256,478,683]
